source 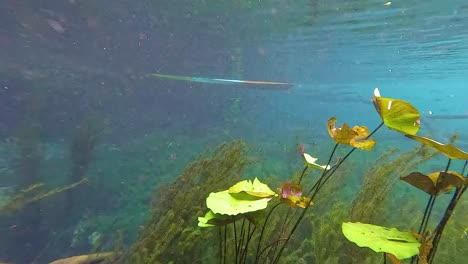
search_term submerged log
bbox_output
[48,252,116,264]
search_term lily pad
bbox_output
[302,153,331,170]
[400,171,466,195]
[198,210,238,227]
[228,178,276,198]
[405,134,468,160]
[372,88,420,135]
[342,222,421,260]
[327,117,376,150]
[206,190,271,216]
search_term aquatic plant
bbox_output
[190,87,467,264]
[349,144,437,223]
[101,88,467,263]
[339,91,468,264]
[0,179,88,215]
[66,117,101,214]
[125,140,251,263]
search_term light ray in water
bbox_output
[150,73,292,90]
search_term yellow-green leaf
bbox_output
[206,190,271,216]
[405,134,468,160]
[283,196,313,208]
[327,117,376,150]
[342,222,421,260]
[198,210,238,227]
[372,88,420,135]
[228,178,276,198]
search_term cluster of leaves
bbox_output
[338,89,468,263]
[193,88,467,263]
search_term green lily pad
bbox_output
[198,210,238,227]
[206,190,271,216]
[405,134,468,160]
[228,177,276,198]
[302,153,330,170]
[342,222,421,260]
[372,88,420,135]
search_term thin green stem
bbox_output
[234,220,238,263]
[305,143,339,197]
[223,225,227,264]
[413,157,453,264]
[255,202,281,263]
[272,122,384,264]
[237,218,246,261]
[258,238,288,261]
[297,165,308,185]
[219,227,223,264]
[240,222,256,263]
[427,163,467,263]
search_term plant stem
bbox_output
[255,202,281,263]
[305,143,339,197]
[271,122,384,264]
[223,225,227,264]
[237,218,246,261]
[240,222,256,263]
[427,162,467,263]
[314,147,356,196]
[219,227,223,264]
[413,158,452,264]
[297,166,308,185]
[257,238,288,260]
[234,220,239,263]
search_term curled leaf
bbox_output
[198,210,238,227]
[405,134,468,160]
[372,88,420,135]
[302,153,330,170]
[279,182,313,208]
[327,117,376,150]
[400,171,466,195]
[342,222,421,260]
[284,196,313,208]
[228,177,276,198]
[279,182,303,199]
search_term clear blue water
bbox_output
[0,0,467,263]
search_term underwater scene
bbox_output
[0,0,467,263]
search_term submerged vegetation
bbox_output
[125,140,251,263]
[1,88,467,264]
[121,88,465,264]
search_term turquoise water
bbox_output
[0,0,467,263]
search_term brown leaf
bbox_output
[327,117,376,150]
[405,134,468,160]
[401,171,466,195]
